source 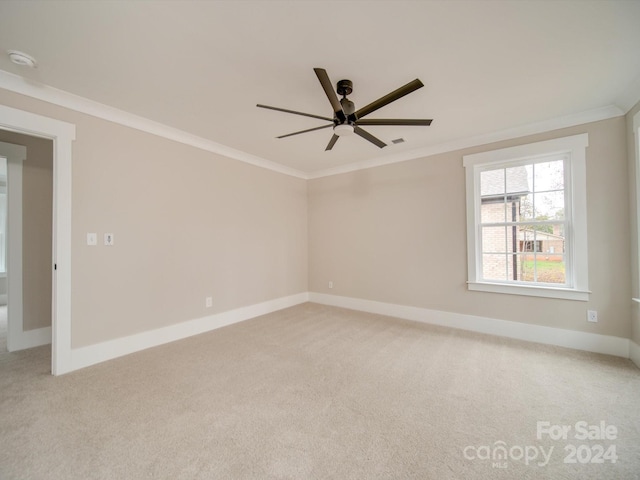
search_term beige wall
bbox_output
[309,117,631,338]
[0,130,53,331]
[0,85,634,350]
[627,99,640,346]
[0,88,308,348]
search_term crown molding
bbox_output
[0,69,627,181]
[306,104,624,179]
[0,69,308,179]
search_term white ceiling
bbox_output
[1,1,639,177]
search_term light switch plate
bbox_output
[104,233,115,246]
[87,233,97,246]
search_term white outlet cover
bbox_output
[104,233,114,246]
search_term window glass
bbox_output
[479,158,567,286]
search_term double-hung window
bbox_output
[463,134,589,301]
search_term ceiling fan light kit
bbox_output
[257,67,433,152]
[334,124,354,136]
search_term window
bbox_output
[463,134,589,301]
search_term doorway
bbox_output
[0,104,75,375]
[0,137,53,354]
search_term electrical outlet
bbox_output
[328,281,333,289]
[587,310,598,323]
[205,296,213,308]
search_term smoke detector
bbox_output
[7,50,37,68]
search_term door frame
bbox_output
[0,104,75,375]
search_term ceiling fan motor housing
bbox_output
[336,79,353,96]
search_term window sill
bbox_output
[467,281,590,301]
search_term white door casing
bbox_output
[0,104,75,375]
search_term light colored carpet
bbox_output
[0,303,638,479]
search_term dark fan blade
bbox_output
[355,79,424,119]
[354,126,386,149]
[325,134,339,151]
[257,104,333,122]
[277,124,333,139]
[356,118,433,126]
[314,68,346,123]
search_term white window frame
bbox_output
[463,134,590,301]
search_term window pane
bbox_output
[541,223,565,254]
[481,199,506,223]
[506,165,531,194]
[536,256,566,284]
[482,226,507,253]
[534,160,564,192]
[480,169,504,196]
[518,193,535,221]
[513,253,536,281]
[482,254,508,281]
[534,191,564,219]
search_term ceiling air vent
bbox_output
[391,138,405,144]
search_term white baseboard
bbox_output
[309,293,631,359]
[69,292,309,373]
[61,291,636,373]
[630,340,640,369]
[7,326,52,352]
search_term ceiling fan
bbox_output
[257,68,433,151]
